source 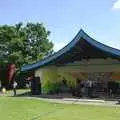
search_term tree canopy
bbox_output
[0,22,54,67]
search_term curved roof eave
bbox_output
[21,29,120,72]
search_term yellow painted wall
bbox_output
[35,66,58,84]
[35,66,58,94]
[41,67,77,87]
[35,59,120,93]
[42,66,58,84]
[35,66,77,93]
[57,71,76,87]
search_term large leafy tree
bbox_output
[0,22,54,67]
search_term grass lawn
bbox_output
[0,90,120,120]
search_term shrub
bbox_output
[42,81,60,94]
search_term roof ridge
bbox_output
[21,29,120,72]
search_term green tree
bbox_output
[0,22,54,67]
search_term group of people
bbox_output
[74,79,120,98]
[73,79,94,98]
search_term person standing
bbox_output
[0,81,1,91]
[13,81,17,96]
[86,79,92,97]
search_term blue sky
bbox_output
[0,0,120,51]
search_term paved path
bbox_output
[1,90,120,107]
[23,95,120,107]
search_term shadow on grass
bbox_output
[15,91,31,97]
[8,89,32,97]
[10,91,74,99]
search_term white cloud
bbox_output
[53,42,67,52]
[113,0,120,9]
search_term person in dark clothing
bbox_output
[76,79,81,97]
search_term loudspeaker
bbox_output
[31,77,41,95]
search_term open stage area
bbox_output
[0,89,120,120]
